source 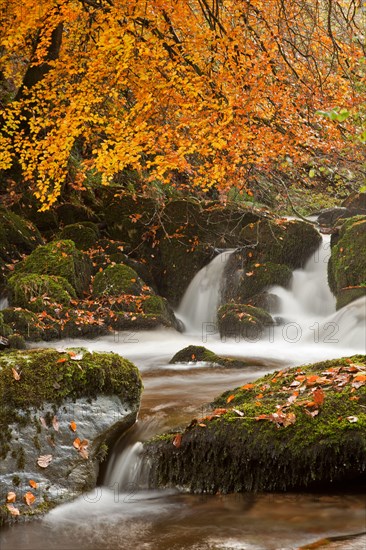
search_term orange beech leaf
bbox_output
[240,383,254,391]
[56,358,67,364]
[6,491,16,503]
[69,421,77,432]
[73,437,81,449]
[226,394,235,403]
[213,408,227,415]
[173,434,182,448]
[24,492,36,506]
[198,423,207,427]
[29,480,38,489]
[12,368,21,381]
[313,388,325,406]
[6,504,20,516]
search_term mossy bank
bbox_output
[145,355,366,493]
[0,348,142,525]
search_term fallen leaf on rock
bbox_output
[69,421,77,432]
[6,504,20,516]
[6,491,16,503]
[226,394,235,403]
[282,412,296,427]
[39,417,48,429]
[198,423,207,427]
[37,454,53,468]
[73,437,81,449]
[29,480,38,489]
[24,492,36,506]
[304,409,319,418]
[52,416,59,432]
[213,408,227,415]
[233,409,244,417]
[12,368,21,381]
[173,433,182,448]
[56,357,68,364]
[240,383,254,391]
[313,388,325,406]
[347,416,358,423]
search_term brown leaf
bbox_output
[73,437,81,449]
[29,480,38,489]
[69,421,77,432]
[12,368,21,381]
[56,358,67,364]
[6,504,20,516]
[173,433,182,448]
[6,491,16,503]
[52,416,59,432]
[37,454,53,468]
[313,388,325,406]
[39,417,48,429]
[79,447,89,459]
[226,394,235,403]
[282,412,296,427]
[24,492,36,506]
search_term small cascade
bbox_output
[176,249,234,331]
[0,297,8,311]
[271,235,336,324]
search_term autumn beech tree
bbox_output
[0,0,364,209]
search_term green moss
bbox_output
[235,261,292,302]
[0,312,13,338]
[328,217,366,308]
[2,308,43,341]
[146,355,366,493]
[169,345,249,368]
[217,303,274,339]
[17,240,92,297]
[141,295,166,315]
[0,348,142,459]
[0,208,43,260]
[7,334,26,349]
[59,223,100,250]
[240,219,321,269]
[8,273,76,312]
[92,264,142,297]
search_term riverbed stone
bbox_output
[169,345,249,368]
[328,216,366,309]
[217,303,274,340]
[0,348,142,524]
[145,355,366,493]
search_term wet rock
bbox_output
[217,303,274,340]
[169,345,249,368]
[58,223,100,251]
[8,273,77,313]
[341,192,366,212]
[92,264,143,297]
[328,216,366,309]
[16,240,92,298]
[0,349,142,524]
[145,355,366,493]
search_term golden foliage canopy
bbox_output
[0,0,365,208]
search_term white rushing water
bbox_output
[3,233,366,550]
[0,296,8,310]
[176,249,234,331]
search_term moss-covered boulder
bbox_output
[145,355,366,493]
[0,208,43,262]
[92,264,143,297]
[217,303,274,339]
[240,219,321,269]
[223,256,292,304]
[58,223,100,251]
[170,345,249,368]
[328,217,366,309]
[8,273,77,313]
[16,240,92,297]
[0,348,142,524]
[1,308,44,341]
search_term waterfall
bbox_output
[0,297,8,311]
[176,249,234,331]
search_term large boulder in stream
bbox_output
[169,345,249,368]
[0,349,142,524]
[145,355,366,493]
[328,216,366,309]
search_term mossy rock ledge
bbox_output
[170,345,249,368]
[0,349,142,524]
[144,355,366,493]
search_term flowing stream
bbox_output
[1,237,366,549]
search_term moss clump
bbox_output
[234,261,292,302]
[240,219,321,269]
[0,348,142,458]
[17,240,92,297]
[0,208,43,261]
[92,264,142,297]
[1,308,43,341]
[59,223,100,250]
[0,312,13,338]
[328,217,366,309]
[145,355,366,493]
[169,345,249,368]
[7,334,26,349]
[8,273,76,312]
[217,303,274,339]
[141,295,166,315]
